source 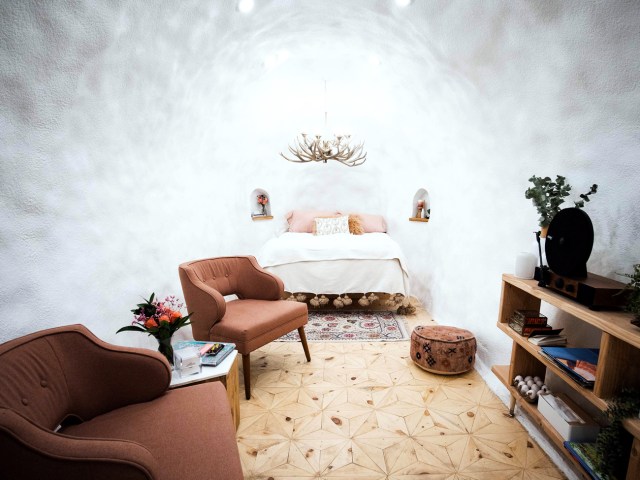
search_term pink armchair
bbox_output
[0,324,243,480]
[179,255,311,399]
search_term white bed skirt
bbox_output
[264,259,409,296]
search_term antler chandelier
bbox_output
[280,82,367,167]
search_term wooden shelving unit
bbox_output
[493,274,640,480]
[408,217,429,222]
[251,215,273,221]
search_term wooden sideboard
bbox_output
[492,274,640,479]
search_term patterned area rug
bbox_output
[278,311,409,342]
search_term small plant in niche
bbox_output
[524,175,598,229]
[257,194,269,215]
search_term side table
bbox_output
[169,350,239,430]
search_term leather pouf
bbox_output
[410,325,476,375]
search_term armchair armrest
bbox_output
[179,265,227,341]
[46,326,171,421]
[235,256,284,300]
[0,408,160,480]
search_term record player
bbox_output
[534,208,629,310]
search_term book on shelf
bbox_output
[507,310,559,336]
[528,333,568,346]
[563,441,606,480]
[173,340,236,367]
[512,309,548,325]
[540,347,599,387]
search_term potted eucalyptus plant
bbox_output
[524,175,598,237]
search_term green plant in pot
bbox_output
[595,388,640,479]
[524,175,598,237]
[619,263,640,327]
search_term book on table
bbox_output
[539,347,599,387]
[173,340,236,367]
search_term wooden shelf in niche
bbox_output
[250,187,271,220]
[411,188,430,223]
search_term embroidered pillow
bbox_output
[314,215,350,235]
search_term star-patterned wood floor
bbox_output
[236,305,566,480]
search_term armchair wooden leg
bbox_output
[242,353,251,400]
[298,326,311,362]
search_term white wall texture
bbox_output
[1,0,639,402]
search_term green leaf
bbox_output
[116,325,147,334]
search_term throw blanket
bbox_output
[257,232,409,276]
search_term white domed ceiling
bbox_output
[1,0,639,375]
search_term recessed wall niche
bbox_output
[409,188,430,222]
[250,188,273,220]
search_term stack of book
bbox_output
[540,347,599,388]
[508,309,554,336]
[173,340,236,367]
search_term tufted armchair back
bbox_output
[179,256,284,340]
[0,324,170,431]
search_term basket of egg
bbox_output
[513,374,550,403]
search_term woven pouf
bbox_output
[410,325,477,375]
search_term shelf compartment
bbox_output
[498,322,608,411]
[595,332,640,398]
[501,275,639,349]
[492,365,595,480]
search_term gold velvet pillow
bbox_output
[348,215,365,235]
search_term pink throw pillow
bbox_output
[342,212,387,233]
[286,210,340,233]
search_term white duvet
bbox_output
[257,232,410,295]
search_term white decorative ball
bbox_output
[536,380,544,387]
[526,379,534,387]
[520,385,530,394]
[524,376,533,382]
[533,376,541,383]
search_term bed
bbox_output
[256,210,410,308]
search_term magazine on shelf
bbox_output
[173,340,236,367]
[563,442,605,480]
[527,334,568,346]
[540,347,599,387]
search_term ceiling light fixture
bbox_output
[280,81,367,167]
[238,0,254,14]
[395,0,412,7]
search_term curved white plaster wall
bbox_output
[1,0,639,384]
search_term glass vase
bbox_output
[156,336,174,365]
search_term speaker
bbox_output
[545,208,594,278]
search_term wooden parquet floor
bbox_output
[237,307,566,480]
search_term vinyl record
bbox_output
[545,208,594,278]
